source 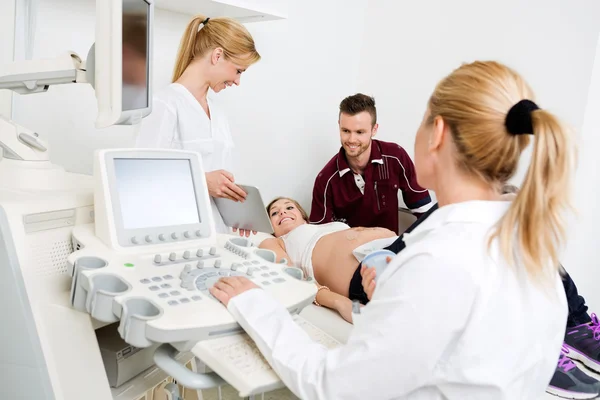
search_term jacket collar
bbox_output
[337,140,384,177]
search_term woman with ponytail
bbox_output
[136,15,260,234]
[208,61,576,399]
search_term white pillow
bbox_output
[352,236,399,262]
[251,231,275,247]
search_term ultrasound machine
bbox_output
[0,0,344,397]
[68,148,340,397]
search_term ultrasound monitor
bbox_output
[95,149,215,249]
[121,0,150,112]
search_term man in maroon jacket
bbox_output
[309,93,433,234]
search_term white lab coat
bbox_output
[136,83,235,233]
[228,200,568,399]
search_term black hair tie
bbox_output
[505,99,540,135]
[202,17,210,25]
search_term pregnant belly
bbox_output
[310,227,396,296]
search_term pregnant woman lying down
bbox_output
[259,197,397,323]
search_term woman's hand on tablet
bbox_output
[206,170,247,202]
[232,227,257,237]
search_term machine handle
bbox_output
[153,344,226,389]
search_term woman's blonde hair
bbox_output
[428,61,575,280]
[172,14,261,82]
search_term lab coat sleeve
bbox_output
[135,99,177,148]
[228,253,477,400]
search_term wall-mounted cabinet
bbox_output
[153,0,287,23]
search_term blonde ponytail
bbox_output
[429,61,575,282]
[172,15,207,82]
[171,14,261,83]
[494,110,574,279]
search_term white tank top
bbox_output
[280,222,349,277]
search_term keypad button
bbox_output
[170,290,181,296]
[149,286,159,291]
[168,300,179,306]
[163,275,173,280]
[161,283,171,289]
[180,298,190,304]
[140,278,151,284]
[152,277,162,282]
[158,293,169,298]
[192,296,202,301]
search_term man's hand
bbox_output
[209,276,259,307]
[205,170,247,202]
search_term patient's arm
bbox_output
[315,287,356,324]
[259,238,293,266]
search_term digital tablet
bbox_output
[213,185,274,234]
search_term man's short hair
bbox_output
[339,93,377,127]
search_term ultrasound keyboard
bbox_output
[192,314,341,397]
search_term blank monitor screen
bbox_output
[114,159,200,229]
[122,0,150,111]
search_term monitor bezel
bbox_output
[94,0,154,128]
[104,150,213,247]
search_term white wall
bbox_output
[219,0,369,208]
[11,0,369,213]
[562,33,600,312]
[357,0,600,182]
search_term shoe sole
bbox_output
[546,385,599,399]
[565,345,600,374]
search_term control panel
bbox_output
[129,229,204,246]
[69,224,316,351]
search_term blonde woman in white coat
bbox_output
[136,15,260,235]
